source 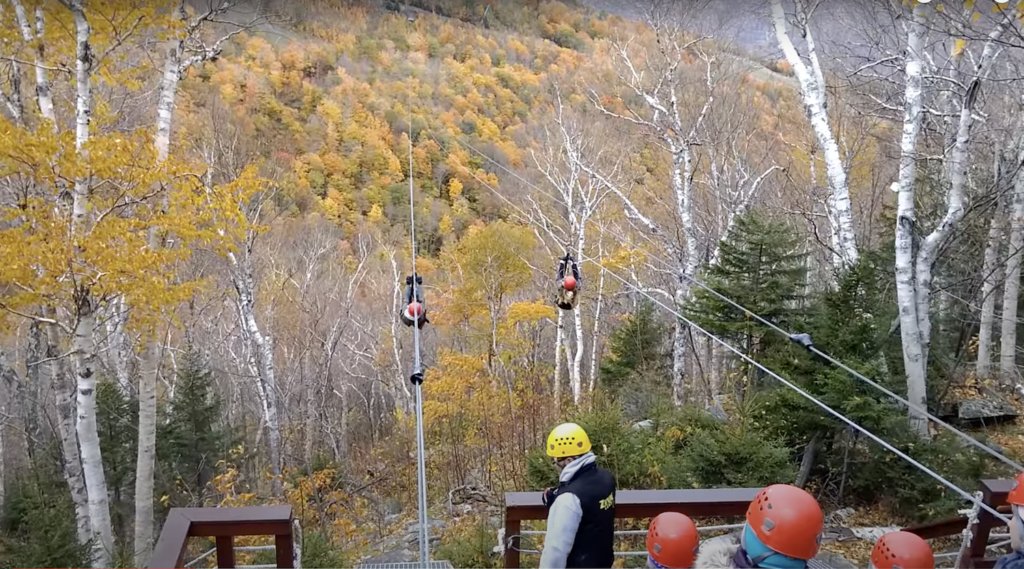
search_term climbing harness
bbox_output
[401,274,429,329]
[555,253,581,310]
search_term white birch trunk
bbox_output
[570,230,586,405]
[588,239,605,393]
[65,4,115,565]
[1000,168,1024,381]
[74,300,115,568]
[554,308,564,408]
[671,286,687,406]
[134,31,186,564]
[229,250,285,495]
[770,0,858,269]
[977,189,1006,379]
[893,1,930,439]
[44,318,92,547]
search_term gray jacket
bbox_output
[538,452,596,569]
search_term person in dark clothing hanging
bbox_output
[539,422,616,569]
[554,254,581,311]
[400,275,429,329]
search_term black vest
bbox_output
[546,461,616,568]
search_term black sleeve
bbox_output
[403,284,413,304]
[556,258,567,280]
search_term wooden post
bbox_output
[215,536,236,568]
[504,519,520,569]
[276,532,295,568]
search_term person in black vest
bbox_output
[539,422,616,569]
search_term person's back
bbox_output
[539,423,616,569]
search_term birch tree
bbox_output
[1001,126,1024,380]
[770,0,859,270]
[531,93,611,404]
[893,0,1008,437]
[976,189,1005,379]
[135,3,263,563]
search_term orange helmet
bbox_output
[870,531,934,569]
[563,275,577,291]
[647,512,699,568]
[745,484,824,561]
[1009,471,1024,506]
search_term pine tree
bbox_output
[96,381,139,545]
[600,300,669,387]
[686,211,807,395]
[157,347,234,507]
[687,211,808,353]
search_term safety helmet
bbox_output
[1009,471,1024,506]
[546,422,591,458]
[405,302,424,319]
[869,531,934,569]
[745,484,824,561]
[563,275,577,291]
[647,512,699,568]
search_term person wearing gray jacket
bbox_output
[538,423,616,569]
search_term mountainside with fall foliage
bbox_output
[3,0,1023,567]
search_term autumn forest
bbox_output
[2,0,1024,567]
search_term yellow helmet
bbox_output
[546,422,592,458]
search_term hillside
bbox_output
[1,0,1022,568]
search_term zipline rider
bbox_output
[539,423,616,569]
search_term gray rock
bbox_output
[958,395,1018,421]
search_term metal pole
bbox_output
[407,85,430,567]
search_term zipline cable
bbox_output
[581,253,1013,525]
[440,131,1024,473]
[408,90,430,566]
[430,129,1012,523]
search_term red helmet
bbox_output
[745,484,823,561]
[647,512,699,568]
[870,531,934,569]
[563,275,577,291]
[405,302,424,319]
[1009,471,1024,506]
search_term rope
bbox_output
[407,70,430,566]
[427,135,1010,524]
[438,131,1024,473]
[953,490,983,569]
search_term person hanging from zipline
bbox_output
[401,274,429,329]
[555,253,581,311]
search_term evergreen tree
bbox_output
[599,300,669,386]
[157,346,234,507]
[96,380,139,544]
[599,300,671,419]
[0,458,93,569]
[686,211,807,393]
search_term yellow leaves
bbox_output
[439,214,454,235]
[367,203,385,223]
[952,38,967,57]
[447,178,464,200]
[506,301,557,325]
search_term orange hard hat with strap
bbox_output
[745,484,824,561]
[870,531,934,569]
[647,512,699,568]
[1009,471,1024,506]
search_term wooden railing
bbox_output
[502,487,759,568]
[149,505,296,569]
[902,479,1015,569]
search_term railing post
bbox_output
[276,531,295,568]
[504,518,520,569]
[216,536,236,568]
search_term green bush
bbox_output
[0,465,93,569]
[434,515,501,569]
